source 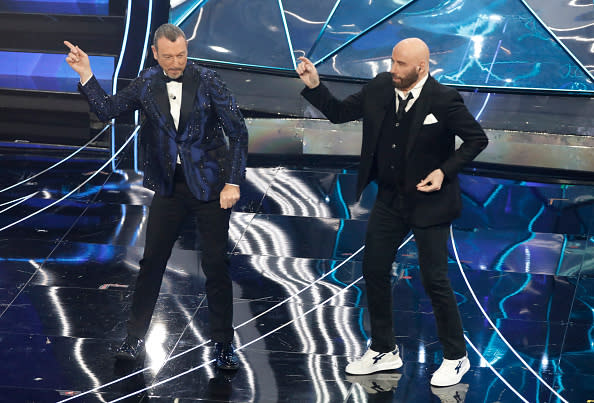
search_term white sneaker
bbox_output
[430,355,470,387]
[345,346,403,375]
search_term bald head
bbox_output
[390,38,430,91]
[394,38,430,66]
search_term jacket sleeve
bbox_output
[439,90,488,179]
[78,75,143,122]
[208,71,248,185]
[301,82,364,123]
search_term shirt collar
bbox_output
[395,73,428,100]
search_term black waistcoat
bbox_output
[374,95,417,207]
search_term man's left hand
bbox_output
[220,184,240,209]
[416,169,444,192]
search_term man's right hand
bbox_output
[296,57,320,89]
[64,41,93,83]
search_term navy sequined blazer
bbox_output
[79,61,248,201]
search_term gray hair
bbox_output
[153,24,186,49]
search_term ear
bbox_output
[418,60,426,73]
[151,45,158,60]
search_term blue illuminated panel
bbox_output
[281,0,339,60]
[169,0,207,26]
[172,0,593,93]
[315,0,594,91]
[0,0,109,15]
[523,0,594,78]
[0,52,114,92]
[178,0,295,70]
[307,0,412,62]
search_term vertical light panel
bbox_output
[278,0,297,70]
[111,0,133,171]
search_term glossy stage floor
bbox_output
[0,142,592,403]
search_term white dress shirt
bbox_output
[165,80,183,164]
[395,73,428,113]
[166,81,183,131]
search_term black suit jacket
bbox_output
[301,73,488,227]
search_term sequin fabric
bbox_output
[78,62,248,201]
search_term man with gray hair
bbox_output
[64,23,248,370]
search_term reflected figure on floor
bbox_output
[113,359,148,402]
[297,38,487,387]
[431,383,469,403]
[64,23,248,370]
[207,368,238,402]
[347,372,401,402]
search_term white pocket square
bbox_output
[423,113,438,125]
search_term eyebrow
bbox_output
[162,51,186,57]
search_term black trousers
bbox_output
[363,199,466,360]
[127,168,233,343]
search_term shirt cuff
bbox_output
[225,183,239,187]
[80,74,94,86]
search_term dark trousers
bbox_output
[127,169,233,343]
[363,199,465,360]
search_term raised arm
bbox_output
[64,41,93,84]
[296,56,320,89]
[297,56,364,124]
[64,41,141,121]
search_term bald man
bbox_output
[297,38,488,387]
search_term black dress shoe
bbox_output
[115,335,144,360]
[214,342,240,370]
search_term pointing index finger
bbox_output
[64,41,76,51]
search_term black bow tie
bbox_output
[162,74,183,83]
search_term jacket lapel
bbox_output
[178,64,199,136]
[368,80,396,151]
[151,71,177,139]
[405,75,435,157]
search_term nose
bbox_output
[390,64,398,75]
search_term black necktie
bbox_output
[162,73,183,83]
[397,92,413,121]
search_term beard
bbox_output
[392,69,419,90]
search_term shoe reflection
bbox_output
[113,359,148,402]
[430,383,469,403]
[207,368,238,401]
[347,372,402,402]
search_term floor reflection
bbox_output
[0,147,592,402]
